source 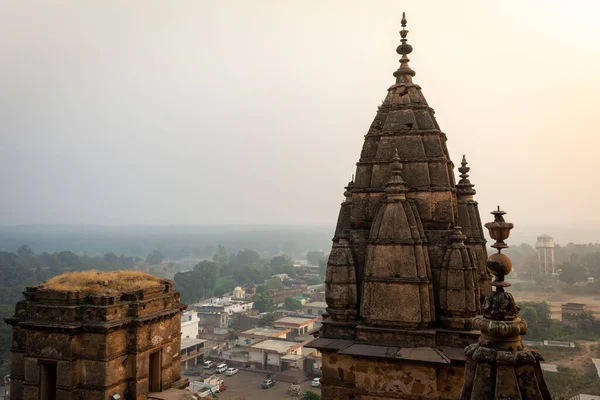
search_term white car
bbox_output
[311,377,321,387]
[225,367,238,376]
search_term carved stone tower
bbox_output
[308,13,491,400]
[459,209,551,399]
[5,271,187,400]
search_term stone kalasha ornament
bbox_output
[459,208,552,400]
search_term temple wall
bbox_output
[320,352,464,400]
[7,280,184,400]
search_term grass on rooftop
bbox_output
[37,270,162,294]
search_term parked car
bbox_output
[312,377,321,387]
[225,367,238,376]
[202,361,214,369]
[261,378,275,389]
[215,363,228,374]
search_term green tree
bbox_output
[283,296,302,310]
[213,244,229,268]
[230,249,261,269]
[580,252,600,280]
[559,263,587,285]
[174,260,219,303]
[146,250,165,265]
[520,306,541,337]
[214,276,236,296]
[16,244,34,257]
[254,292,273,313]
[264,278,284,291]
[302,390,321,400]
[103,252,120,264]
[271,255,296,278]
[234,265,263,285]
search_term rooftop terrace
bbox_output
[36,270,162,294]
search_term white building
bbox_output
[180,338,206,369]
[237,327,291,347]
[193,296,254,315]
[181,310,199,339]
[247,339,304,371]
[274,316,318,336]
[232,286,245,299]
[302,302,327,317]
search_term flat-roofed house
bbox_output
[180,338,206,369]
[273,316,318,336]
[246,339,304,371]
[237,327,291,346]
[302,301,327,317]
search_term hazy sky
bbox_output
[1,1,599,230]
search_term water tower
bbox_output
[535,234,555,276]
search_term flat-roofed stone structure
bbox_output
[5,270,187,400]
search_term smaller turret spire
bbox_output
[343,175,355,199]
[385,149,408,199]
[456,155,476,197]
[394,12,416,80]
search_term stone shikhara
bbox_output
[307,12,549,400]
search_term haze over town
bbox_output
[1,0,600,242]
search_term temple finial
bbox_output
[394,12,415,80]
[385,149,408,198]
[458,154,470,181]
[456,154,476,197]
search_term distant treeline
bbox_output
[174,246,327,305]
[0,246,147,377]
[0,243,328,377]
[506,242,600,284]
[0,225,333,260]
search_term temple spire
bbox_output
[385,149,408,199]
[394,12,416,81]
[456,155,476,197]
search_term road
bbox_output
[187,370,321,400]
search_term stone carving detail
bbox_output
[151,335,164,346]
[40,347,61,358]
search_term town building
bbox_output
[246,339,304,371]
[307,13,509,400]
[271,273,289,281]
[180,338,206,369]
[269,286,306,304]
[5,271,187,400]
[191,296,253,315]
[196,310,229,329]
[181,310,199,339]
[536,234,556,276]
[293,293,307,305]
[562,302,594,329]
[274,316,318,337]
[232,286,245,299]
[306,283,325,296]
[237,327,291,346]
[302,302,327,317]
